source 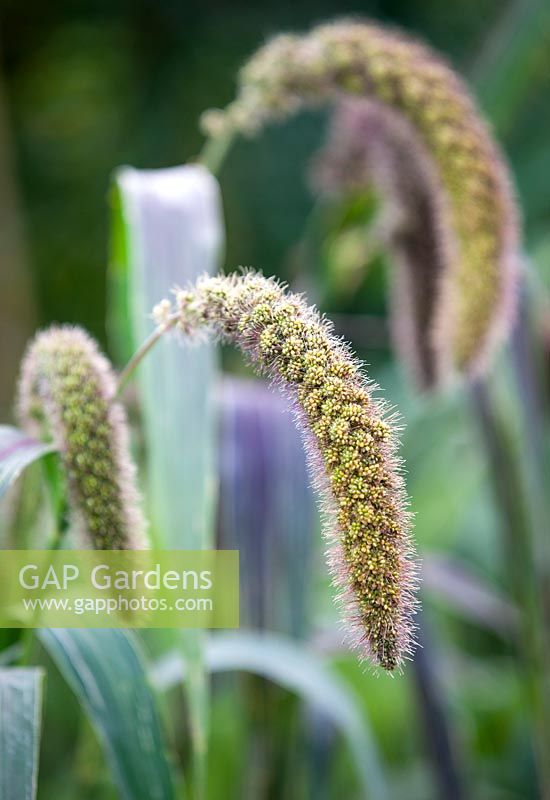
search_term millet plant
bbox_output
[3,15,550,800]
[7,20,524,672]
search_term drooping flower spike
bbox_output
[312,98,449,388]
[202,20,520,386]
[154,272,418,670]
[18,326,147,550]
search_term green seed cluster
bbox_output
[18,326,146,550]
[156,273,417,669]
[202,20,519,380]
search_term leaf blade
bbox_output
[0,667,44,800]
[153,632,389,800]
[38,628,175,800]
[0,426,55,500]
[110,164,224,798]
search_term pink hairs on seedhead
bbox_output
[154,272,418,670]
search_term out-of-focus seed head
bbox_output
[157,272,418,670]
[202,20,521,385]
[312,98,450,388]
[17,326,147,550]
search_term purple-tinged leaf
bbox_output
[0,426,55,500]
[218,378,317,638]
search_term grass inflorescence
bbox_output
[17,326,147,550]
[154,272,418,670]
[312,99,452,388]
[202,19,520,386]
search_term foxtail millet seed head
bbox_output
[154,272,418,670]
[201,20,520,385]
[17,326,147,550]
[312,98,449,388]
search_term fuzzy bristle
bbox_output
[17,325,147,550]
[159,272,418,670]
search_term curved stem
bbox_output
[116,316,178,398]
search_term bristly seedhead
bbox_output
[17,326,147,550]
[154,272,418,670]
[201,19,520,386]
[312,98,449,389]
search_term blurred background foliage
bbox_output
[1,1,550,799]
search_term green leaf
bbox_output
[0,426,56,500]
[153,632,390,800]
[0,667,44,800]
[110,164,224,797]
[111,164,221,550]
[38,629,175,800]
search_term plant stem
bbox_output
[510,282,550,570]
[412,614,465,800]
[116,316,178,397]
[197,130,235,176]
[509,282,550,799]
[470,378,550,800]
[19,454,69,667]
[120,318,211,800]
